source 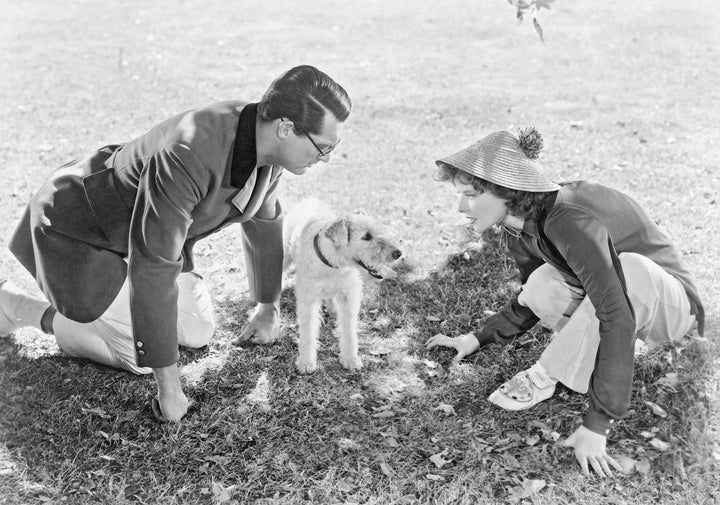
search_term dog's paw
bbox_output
[339,354,363,371]
[295,358,318,374]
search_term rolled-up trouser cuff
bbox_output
[241,206,283,303]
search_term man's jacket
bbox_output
[10,101,283,368]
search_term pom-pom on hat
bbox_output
[436,127,561,193]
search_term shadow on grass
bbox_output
[0,233,717,504]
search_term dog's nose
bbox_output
[391,249,402,260]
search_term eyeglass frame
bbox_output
[283,118,341,159]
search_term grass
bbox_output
[1,0,719,503]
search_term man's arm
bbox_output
[237,174,283,344]
[128,145,209,421]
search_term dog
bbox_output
[283,198,402,373]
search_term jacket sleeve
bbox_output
[240,173,284,303]
[128,144,208,368]
[546,207,636,435]
[473,235,542,347]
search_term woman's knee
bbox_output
[618,253,655,289]
[518,264,583,319]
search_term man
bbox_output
[425,127,703,476]
[0,64,351,422]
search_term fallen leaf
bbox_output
[211,482,232,503]
[528,420,550,431]
[336,479,353,493]
[525,435,540,446]
[655,373,679,388]
[385,437,400,448]
[426,474,445,481]
[615,454,637,474]
[639,430,655,438]
[379,462,393,476]
[205,455,230,467]
[425,315,442,322]
[81,407,110,419]
[433,403,456,416]
[644,401,668,418]
[423,359,439,369]
[369,348,390,356]
[509,479,546,501]
[349,393,364,401]
[502,452,520,469]
[636,458,651,474]
[650,438,671,451]
[429,450,452,469]
[337,438,361,451]
[372,410,395,418]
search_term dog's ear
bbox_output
[324,219,350,247]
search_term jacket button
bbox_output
[136,341,144,348]
[138,350,146,357]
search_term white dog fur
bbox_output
[283,198,402,373]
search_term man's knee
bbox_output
[176,272,216,348]
[179,310,216,348]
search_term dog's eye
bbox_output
[361,232,373,241]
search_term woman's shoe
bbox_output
[488,368,556,411]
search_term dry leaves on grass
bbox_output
[507,478,546,502]
[644,400,668,418]
[429,449,453,469]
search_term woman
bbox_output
[425,127,704,477]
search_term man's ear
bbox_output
[324,219,349,247]
[277,119,293,139]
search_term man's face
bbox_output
[281,113,344,175]
[454,179,508,233]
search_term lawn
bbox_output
[1,0,719,503]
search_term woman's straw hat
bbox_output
[436,127,560,192]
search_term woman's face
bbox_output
[454,179,509,233]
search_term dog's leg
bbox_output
[335,276,363,371]
[295,284,322,374]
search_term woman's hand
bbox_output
[562,426,623,477]
[425,332,480,362]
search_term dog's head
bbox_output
[323,214,402,280]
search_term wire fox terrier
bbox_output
[283,198,402,373]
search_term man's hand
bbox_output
[425,332,480,362]
[562,425,622,477]
[237,302,280,345]
[152,364,191,422]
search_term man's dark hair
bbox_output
[258,65,351,135]
[436,163,555,222]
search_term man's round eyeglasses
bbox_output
[298,127,341,159]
